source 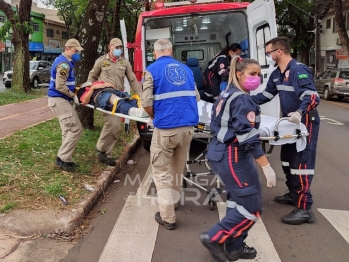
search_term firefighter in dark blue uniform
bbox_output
[203,43,241,102]
[200,56,276,262]
[252,36,320,225]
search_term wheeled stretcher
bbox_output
[78,100,309,210]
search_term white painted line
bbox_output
[217,202,281,262]
[99,196,158,262]
[318,208,349,243]
[136,164,153,197]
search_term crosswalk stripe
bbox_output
[99,196,158,262]
[217,202,281,262]
[318,208,349,244]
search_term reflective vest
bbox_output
[47,54,75,100]
[146,56,199,129]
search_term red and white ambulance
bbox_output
[121,0,280,150]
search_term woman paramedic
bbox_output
[199,56,277,262]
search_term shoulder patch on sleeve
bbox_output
[246,111,256,122]
[298,73,309,79]
[60,69,67,76]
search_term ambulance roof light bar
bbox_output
[164,0,224,8]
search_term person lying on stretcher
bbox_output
[76,81,149,117]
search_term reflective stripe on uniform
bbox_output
[217,91,244,143]
[299,90,319,101]
[281,161,290,166]
[204,92,213,97]
[226,200,258,222]
[50,77,76,86]
[236,128,259,143]
[290,169,314,175]
[255,115,261,123]
[208,55,227,70]
[154,90,196,101]
[276,85,295,91]
[262,90,274,99]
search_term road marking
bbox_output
[318,208,349,244]
[217,202,281,262]
[99,196,158,262]
[319,115,344,126]
[326,100,349,109]
[136,165,153,197]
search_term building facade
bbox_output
[320,1,349,71]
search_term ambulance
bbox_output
[120,0,280,150]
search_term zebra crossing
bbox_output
[99,165,349,262]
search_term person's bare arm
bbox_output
[143,106,154,119]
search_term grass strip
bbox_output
[0,89,47,106]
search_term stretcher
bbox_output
[77,100,309,210]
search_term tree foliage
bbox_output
[0,0,33,93]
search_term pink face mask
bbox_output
[243,76,261,90]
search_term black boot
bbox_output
[274,192,294,205]
[55,157,78,172]
[155,212,176,230]
[96,148,116,166]
[282,208,316,225]
[226,242,257,261]
[199,232,227,262]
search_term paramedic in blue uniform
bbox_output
[203,43,241,102]
[252,36,320,225]
[200,56,276,262]
[141,38,200,230]
[47,39,84,172]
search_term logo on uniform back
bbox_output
[165,63,187,86]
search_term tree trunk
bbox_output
[110,0,122,40]
[0,0,32,93]
[75,0,110,129]
[334,0,349,65]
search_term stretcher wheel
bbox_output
[183,179,187,188]
[209,200,216,210]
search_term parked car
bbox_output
[314,69,349,101]
[3,60,52,88]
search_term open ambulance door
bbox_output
[120,19,131,133]
[247,0,280,118]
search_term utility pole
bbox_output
[315,0,322,75]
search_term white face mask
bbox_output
[266,55,276,66]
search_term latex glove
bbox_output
[262,163,276,188]
[287,111,302,124]
[73,95,80,104]
[148,118,153,127]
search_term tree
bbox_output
[0,0,32,93]
[74,0,110,129]
[334,0,349,65]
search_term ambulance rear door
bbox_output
[247,0,280,118]
[120,19,131,132]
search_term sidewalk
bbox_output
[0,97,140,261]
[0,96,55,138]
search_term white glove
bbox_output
[148,118,153,127]
[287,111,302,124]
[73,95,80,104]
[262,163,276,188]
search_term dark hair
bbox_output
[228,43,241,52]
[227,56,260,91]
[265,36,291,55]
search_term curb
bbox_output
[65,134,141,233]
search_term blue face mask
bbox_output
[113,49,123,57]
[71,53,80,62]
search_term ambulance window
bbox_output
[181,50,204,61]
[256,25,271,68]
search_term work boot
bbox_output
[282,208,316,225]
[56,157,78,172]
[96,149,116,166]
[155,212,176,230]
[199,232,227,262]
[274,192,294,205]
[225,242,257,261]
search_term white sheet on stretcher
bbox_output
[197,101,308,152]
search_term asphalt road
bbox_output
[62,97,349,262]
